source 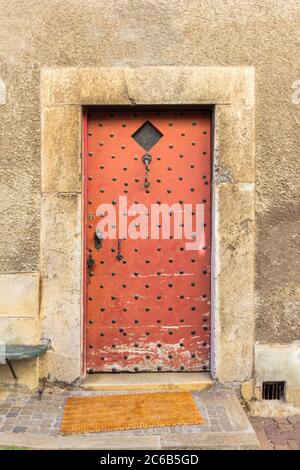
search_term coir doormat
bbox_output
[60,391,204,434]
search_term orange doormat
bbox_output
[60,391,204,434]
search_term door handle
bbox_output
[116,239,124,261]
[87,252,95,283]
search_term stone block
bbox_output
[41,106,81,193]
[0,273,39,318]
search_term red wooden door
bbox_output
[84,109,211,373]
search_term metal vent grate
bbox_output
[262,381,285,400]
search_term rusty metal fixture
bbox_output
[87,253,95,283]
[142,153,152,190]
[116,239,124,261]
[94,230,103,251]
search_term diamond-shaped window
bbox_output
[131,121,163,151]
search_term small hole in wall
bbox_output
[262,381,285,400]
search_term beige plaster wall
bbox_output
[0,1,299,350]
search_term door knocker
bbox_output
[142,153,152,191]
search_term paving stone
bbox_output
[4,419,17,425]
[19,410,33,416]
[263,423,287,446]
[277,423,293,432]
[266,431,287,446]
[250,416,300,449]
[210,419,219,426]
[286,429,300,444]
[40,428,51,434]
[38,420,52,427]
[293,422,300,431]
[274,444,290,450]
[30,420,43,426]
[13,426,27,433]
[274,417,289,425]
[262,419,277,431]
[7,393,17,399]
[208,425,222,432]
[287,439,299,450]
[7,412,19,418]
[254,430,274,450]
[15,417,30,425]
[27,427,40,433]
[249,417,265,435]
[261,417,274,426]
[0,406,11,413]
[222,421,233,432]
[287,416,300,425]
[0,425,14,432]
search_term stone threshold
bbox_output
[0,430,259,450]
[81,372,213,391]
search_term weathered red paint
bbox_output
[84,109,211,372]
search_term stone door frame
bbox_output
[40,66,255,384]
